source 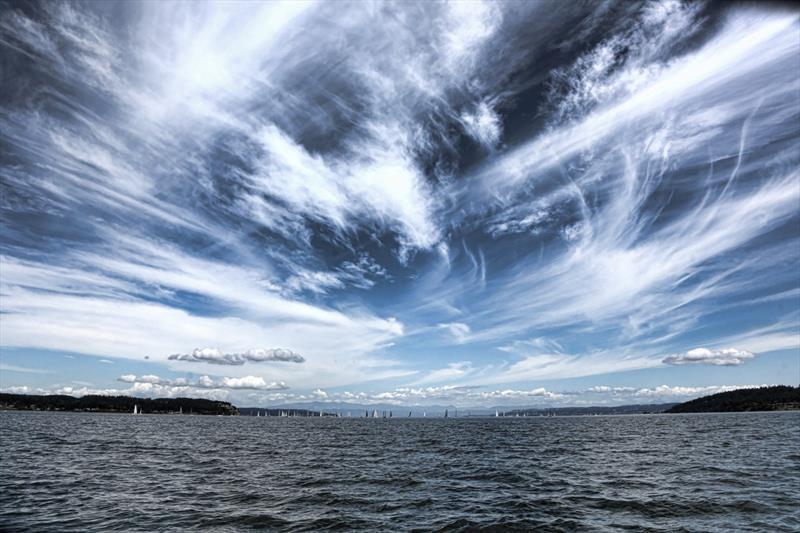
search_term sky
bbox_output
[0,0,798,408]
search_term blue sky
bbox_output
[1,0,798,407]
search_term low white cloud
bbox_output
[662,348,754,366]
[585,383,766,398]
[284,384,564,406]
[116,373,287,391]
[54,386,124,397]
[585,385,636,394]
[1,386,31,394]
[633,384,765,397]
[168,347,305,365]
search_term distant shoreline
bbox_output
[2,386,798,417]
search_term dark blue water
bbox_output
[1,411,798,532]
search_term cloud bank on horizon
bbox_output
[0,0,798,406]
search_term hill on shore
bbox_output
[666,386,800,413]
[0,393,238,415]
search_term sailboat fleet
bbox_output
[132,404,189,415]
[238,406,540,418]
[126,403,540,418]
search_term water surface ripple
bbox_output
[1,411,798,532]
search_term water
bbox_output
[1,411,798,532]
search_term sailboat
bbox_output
[372,409,379,418]
[133,404,138,415]
[179,407,183,415]
[444,409,448,418]
[408,411,412,417]
[495,410,499,417]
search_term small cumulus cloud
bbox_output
[168,347,305,365]
[662,348,754,367]
[98,359,114,364]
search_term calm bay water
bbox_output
[1,411,798,532]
